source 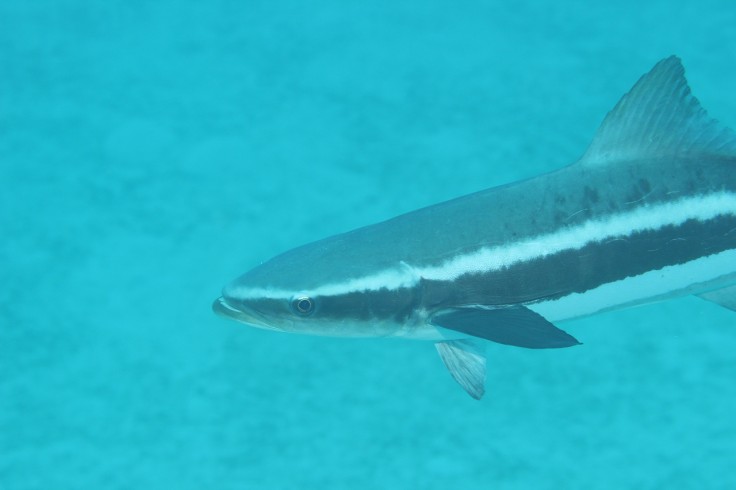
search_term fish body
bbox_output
[215,57,736,399]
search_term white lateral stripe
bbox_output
[227,266,419,300]
[418,191,736,281]
[229,192,736,300]
[528,247,736,322]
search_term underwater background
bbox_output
[2,1,736,489]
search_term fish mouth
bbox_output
[212,296,279,331]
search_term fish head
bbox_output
[213,233,423,337]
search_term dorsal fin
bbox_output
[580,56,736,166]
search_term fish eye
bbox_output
[291,296,315,316]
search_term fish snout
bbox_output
[212,295,282,331]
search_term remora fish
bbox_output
[214,56,736,399]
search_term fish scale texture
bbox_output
[2,1,736,489]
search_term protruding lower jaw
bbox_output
[212,296,279,331]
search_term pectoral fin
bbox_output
[697,285,736,312]
[432,306,581,349]
[435,339,487,400]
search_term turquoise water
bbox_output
[3,1,736,489]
